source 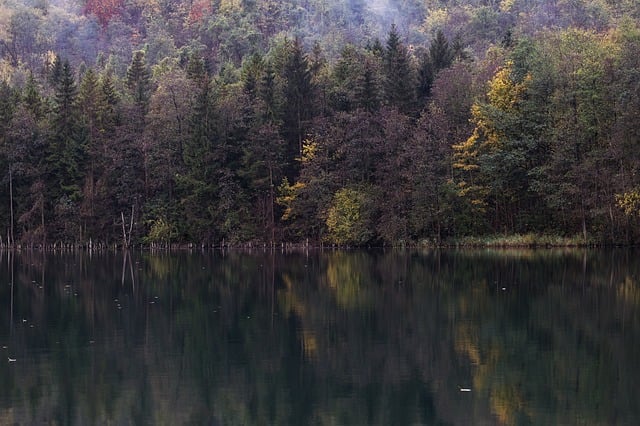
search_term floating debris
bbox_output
[8,358,16,362]
[460,388,472,392]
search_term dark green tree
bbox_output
[47,59,86,241]
[126,50,152,111]
[382,25,416,115]
[418,30,454,107]
[355,62,380,112]
[177,74,218,243]
[281,38,313,177]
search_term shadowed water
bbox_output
[0,249,639,425]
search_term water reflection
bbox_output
[0,249,638,425]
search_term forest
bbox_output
[1,0,640,247]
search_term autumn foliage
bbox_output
[84,0,123,26]
[188,0,212,25]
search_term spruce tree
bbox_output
[126,50,151,109]
[418,30,455,108]
[259,60,279,122]
[47,59,86,241]
[49,60,84,199]
[383,25,416,114]
[23,73,43,118]
[355,64,380,112]
[282,38,313,175]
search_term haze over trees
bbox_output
[1,0,640,246]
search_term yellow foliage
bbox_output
[301,330,318,358]
[278,273,307,316]
[453,129,482,170]
[452,61,531,207]
[277,178,305,221]
[500,0,515,12]
[455,322,482,365]
[490,385,527,426]
[325,254,373,309]
[422,8,449,34]
[220,0,242,13]
[615,189,640,217]
[325,187,373,245]
[617,276,640,307]
[300,139,318,163]
[487,61,530,112]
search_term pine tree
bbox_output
[49,60,84,196]
[355,64,380,112]
[260,60,279,122]
[242,53,264,98]
[282,38,313,175]
[47,59,86,241]
[126,50,151,109]
[177,74,218,242]
[383,25,416,114]
[23,73,43,118]
[186,53,207,83]
[418,30,454,107]
[49,54,63,87]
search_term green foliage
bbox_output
[144,217,177,245]
[382,25,417,114]
[126,50,151,108]
[48,59,86,213]
[325,186,374,246]
[0,0,639,245]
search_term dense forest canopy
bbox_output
[1,0,640,246]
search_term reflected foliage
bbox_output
[0,250,639,424]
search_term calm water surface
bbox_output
[0,249,639,425]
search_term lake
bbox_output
[0,249,639,425]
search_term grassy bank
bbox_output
[435,234,597,248]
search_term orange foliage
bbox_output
[188,0,212,25]
[84,0,124,27]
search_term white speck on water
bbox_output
[460,388,471,392]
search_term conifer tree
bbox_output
[282,38,313,174]
[383,25,416,114]
[49,59,84,199]
[260,60,279,122]
[47,59,86,241]
[23,73,43,118]
[355,64,380,112]
[126,50,151,110]
[418,30,455,108]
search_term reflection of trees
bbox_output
[0,250,639,424]
[450,250,640,425]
